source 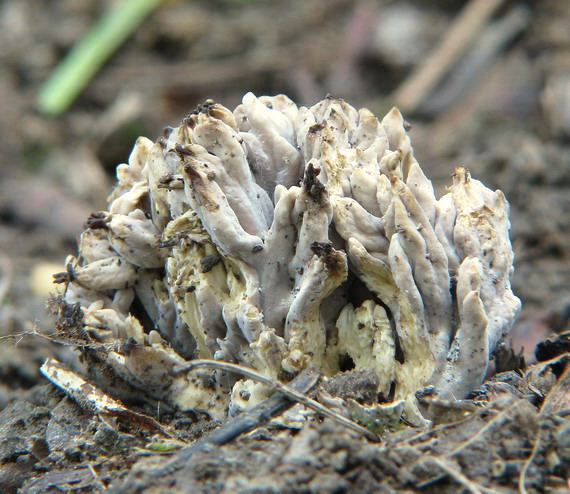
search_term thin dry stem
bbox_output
[392,0,505,112]
[518,433,541,494]
[173,359,380,442]
[423,456,496,494]
[445,399,523,457]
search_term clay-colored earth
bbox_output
[0,1,568,492]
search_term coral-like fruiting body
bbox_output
[62,93,521,421]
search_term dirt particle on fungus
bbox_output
[308,123,325,134]
[200,253,221,273]
[303,162,326,203]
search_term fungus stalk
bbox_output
[57,93,521,422]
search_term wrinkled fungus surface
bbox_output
[60,93,521,422]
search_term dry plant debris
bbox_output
[112,352,570,493]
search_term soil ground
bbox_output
[0,0,569,492]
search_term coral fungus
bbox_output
[58,93,521,421]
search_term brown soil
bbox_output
[0,0,569,492]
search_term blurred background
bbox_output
[0,0,569,407]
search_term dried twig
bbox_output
[0,254,13,302]
[86,462,107,492]
[518,432,541,494]
[391,0,505,113]
[421,457,496,494]
[423,5,530,114]
[152,366,321,476]
[444,399,523,457]
[520,362,570,493]
[384,403,489,453]
[539,361,570,416]
[173,359,380,442]
[327,2,378,96]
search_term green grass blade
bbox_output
[37,0,162,117]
